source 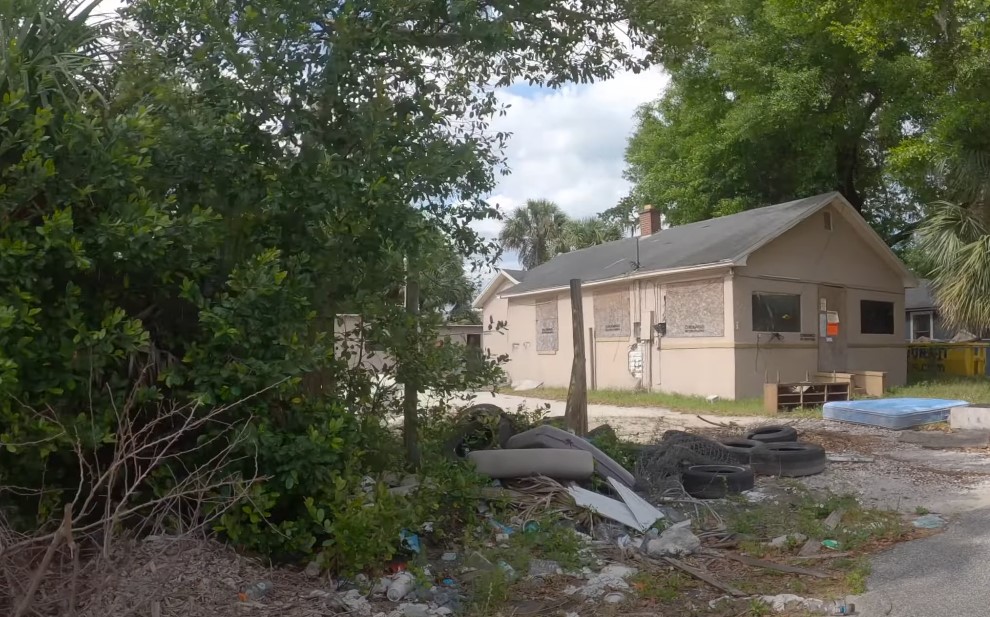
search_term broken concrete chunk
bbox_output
[598,564,637,579]
[646,524,700,557]
[768,533,808,548]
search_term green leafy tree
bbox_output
[916,151,990,332]
[0,0,647,570]
[498,199,570,269]
[624,0,948,241]
[564,216,623,249]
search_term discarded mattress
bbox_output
[506,425,636,488]
[467,449,594,480]
[823,398,969,430]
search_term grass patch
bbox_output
[504,387,822,418]
[629,571,689,603]
[892,374,990,403]
[724,487,907,553]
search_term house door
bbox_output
[817,285,848,372]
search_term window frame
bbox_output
[860,299,895,335]
[909,311,934,341]
[751,292,802,333]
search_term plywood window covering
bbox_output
[665,279,724,337]
[594,289,631,339]
[535,300,558,353]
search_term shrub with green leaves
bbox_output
[0,0,646,569]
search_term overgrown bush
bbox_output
[0,0,645,576]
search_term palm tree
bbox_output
[564,216,623,251]
[498,199,569,269]
[917,150,990,332]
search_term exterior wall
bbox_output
[734,200,907,398]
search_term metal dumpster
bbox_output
[908,342,988,377]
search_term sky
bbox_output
[91,0,669,271]
[478,69,670,269]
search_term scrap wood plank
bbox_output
[722,552,833,578]
[662,557,746,597]
[789,551,852,561]
[798,509,845,557]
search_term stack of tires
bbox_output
[681,425,826,499]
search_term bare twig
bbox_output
[720,552,834,578]
[13,504,72,617]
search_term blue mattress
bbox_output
[823,398,969,430]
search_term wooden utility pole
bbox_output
[402,265,421,467]
[565,278,588,436]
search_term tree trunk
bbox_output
[403,263,421,467]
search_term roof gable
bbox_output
[471,268,524,308]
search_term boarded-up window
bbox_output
[594,289,630,339]
[535,300,558,353]
[665,279,724,337]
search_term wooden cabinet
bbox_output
[764,381,851,413]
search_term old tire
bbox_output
[682,465,755,499]
[751,442,827,477]
[719,438,767,464]
[746,425,799,444]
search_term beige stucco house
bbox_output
[474,192,917,400]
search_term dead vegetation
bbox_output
[0,384,269,616]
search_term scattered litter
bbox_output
[759,594,856,615]
[705,394,720,403]
[338,589,373,616]
[616,534,635,549]
[913,514,947,529]
[769,533,808,548]
[603,592,626,604]
[821,539,841,550]
[238,580,273,601]
[464,551,494,571]
[578,564,637,598]
[497,561,517,579]
[387,572,416,602]
[399,603,431,617]
[827,454,875,463]
[524,521,540,533]
[400,530,421,553]
[441,552,458,562]
[742,488,772,503]
[646,521,700,557]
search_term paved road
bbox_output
[856,507,990,617]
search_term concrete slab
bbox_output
[897,430,990,449]
[951,405,990,430]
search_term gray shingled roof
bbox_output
[906,280,934,310]
[501,268,526,282]
[502,192,839,296]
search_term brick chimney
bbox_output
[639,204,661,237]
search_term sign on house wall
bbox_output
[535,300,558,353]
[594,289,631,339]
[665,279,724,337]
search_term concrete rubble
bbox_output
[645,521,700,557]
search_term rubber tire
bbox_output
[751,442,827,477]
[719,438,767,464]
[746,425,799,444]
[682,465,755,499]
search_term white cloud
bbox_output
[476,67,669,267]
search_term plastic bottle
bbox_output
[829,601,856,615]
[238,581,273,601]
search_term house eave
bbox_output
[498,261,734,300]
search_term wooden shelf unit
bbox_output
[764,381,851,413]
